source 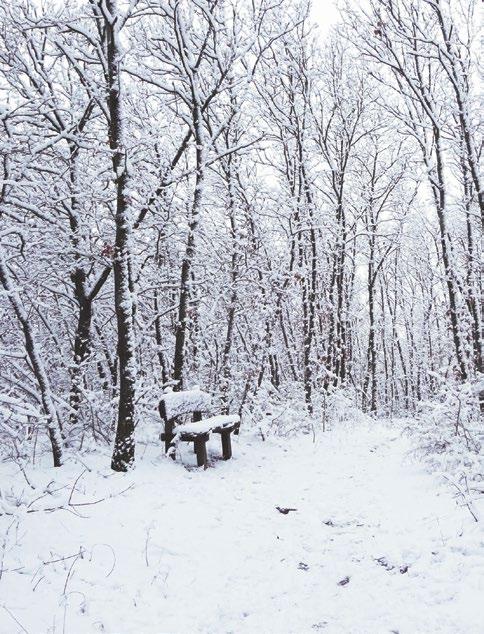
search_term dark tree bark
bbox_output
[96,0,137,471]
[431,128,467,380]
[219,150,239,413]
[0,249,63,467]
[431,0,483,227]
[173,102,204,390]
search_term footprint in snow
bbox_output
[376,557,409,574]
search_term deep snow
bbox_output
[1,421,483,633]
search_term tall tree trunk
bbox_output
[70,288,93,425]
[432,0,484,227]
[0,249,63,467]
[220,153,238,413]
[333,187,348,385]
[365,275,377,413]
[154,290,169,385]
[301,165,317,415]
[462,159,483,376]
[66,142,112,429]
[431,129,468,380]
[102,0,137,471]
[173,103,204,390]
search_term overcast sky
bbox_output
[311,0,341,35]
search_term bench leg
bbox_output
[194,437,207,468]
[164,421,175,459]
[221,430,232,460]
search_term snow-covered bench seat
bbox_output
[159,389,240,467]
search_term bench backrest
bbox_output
[159,388,211,423]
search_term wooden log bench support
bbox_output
[209,416,241,460]
[159,389,240,468]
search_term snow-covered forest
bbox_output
[0,0,482,632]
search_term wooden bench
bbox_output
[159,388,240,468]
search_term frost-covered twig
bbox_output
[443,475,479,523]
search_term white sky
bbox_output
[311,0,341,36]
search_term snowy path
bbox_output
[1,423,483,633]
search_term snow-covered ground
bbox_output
[1,421,483,634]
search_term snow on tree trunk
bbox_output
[0,248,63,467]
[102,0,137,471]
